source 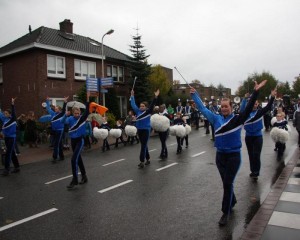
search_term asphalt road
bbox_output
[0,124,297,240]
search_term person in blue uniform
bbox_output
[240,88,277,180]
[0,97,20,176]
[46,97,67,163]
[130,89,159,168]
[190,80,267,226]
[62,96,90,189]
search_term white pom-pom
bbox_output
[150,114,170,132]
[270,117,277,126]
[176,125,186,138]
[185,124,192,135]
[93,128,108,140]
[109,129,122,138]
[270,127,289,143]
[169,126,177,136]
[125,125,137,136]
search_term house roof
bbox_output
[0,26,132,62]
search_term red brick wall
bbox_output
[0,49,131,118]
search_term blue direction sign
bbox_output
[86,77,99,92]
[100,77,114,88]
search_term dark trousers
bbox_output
[176,137,182,152]
[53,130,64,160]
[115,135,125,147]
[137,129,150,162]
[180,135,189,147]
[70,137,86,181]
[204,120,210,134]
[158,130,168,157]
[245,135,263,176]
[102,138,110,151]
[194,117,200,129]
[297,130,300,146]
[216,151,240,215]
[4,137,20,171]
[263,114,271,130]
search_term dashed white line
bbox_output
[156,163,178,172]
[45,173,81,185]
[102,158,126,166]
[167,143,177,146]
[0,208,58,232]
[98,180,133,193]
[191,151,206,157]
[0,197,3,200]
[148,149,157,152]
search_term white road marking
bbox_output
[98,180,133,193]
[45,173,81,185]
[102,158,126,166]
[156,163,178,172]
[0,197,3,200]
[191,151,206,157]
[0,208,58,232]
[167,143,176,146]
[148,149,157,152]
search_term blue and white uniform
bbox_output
[0,104,20,172]
[191,89,260,215]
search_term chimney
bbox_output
[59,19,73,34]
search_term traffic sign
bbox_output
[100,77,114,88]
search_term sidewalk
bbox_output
[241,148,300,240]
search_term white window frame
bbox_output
[47,55,66,78]
[0,64,3,84]
[107,65,124,82]
[48,98,65,108]
[117,96,127,118]
[74,59,96,80]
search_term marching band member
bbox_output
[190,80,267,226]
[130,89,159,168]
[240,88,276,180]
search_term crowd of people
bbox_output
[1,82,300,226]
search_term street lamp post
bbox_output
[101,29,114,106]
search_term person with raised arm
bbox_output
[62,95,90,189]
[130,89,159,168]
[190,80,267,226]
[0,97,20,176]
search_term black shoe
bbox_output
[249,173,258,180]
[67,179,78,189]
[218,214,229,226]
[2,170,10,176]
[79,175,88,184]
[138,162,144,169]
[145,160,150,165]
[51,158,57,164]
[186,145,188,148]
[274,148,277,151]
[11,168,20,173]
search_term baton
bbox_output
[132,76,137,90]
[174,67,192,88]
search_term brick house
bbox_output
[0,19,133,118]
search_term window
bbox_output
[48,98,65,108]
[47,55,66,78]
[118,96,127,118]
[106,65,112,77]
[74,59,96,80]
[118,67,124,82]
[106,65,124,82]
[0,64,3,84]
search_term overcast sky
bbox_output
[1,0,300,93]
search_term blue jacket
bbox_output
[191,90,259,153]
[62,102,90,138]
[240,96,275,136]
[0,105,17,138]
[130,96,157,130]
[46,100,66,131]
